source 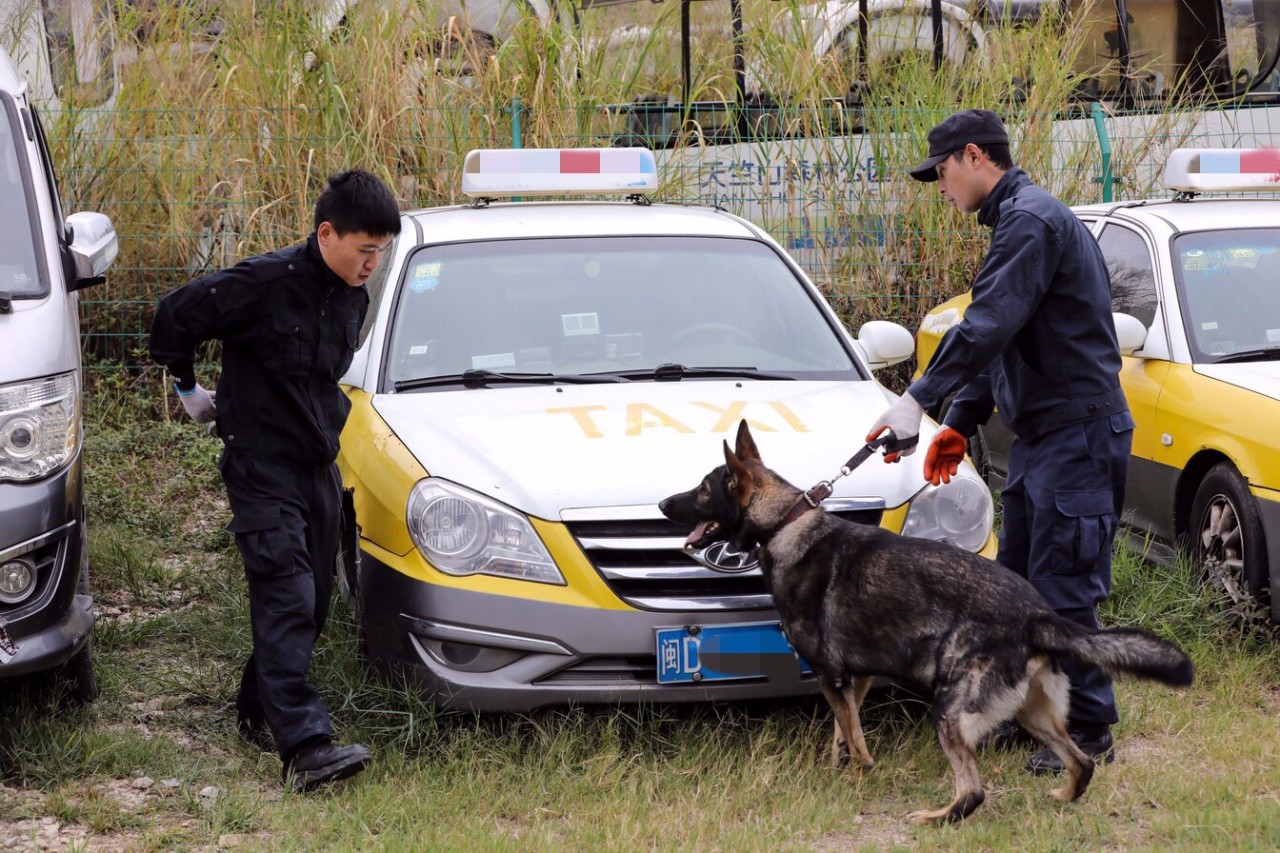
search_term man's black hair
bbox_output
[313,169,402,237]
[949,143,1014,172]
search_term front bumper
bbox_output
[0,460,95,679]
[361,549,819,713]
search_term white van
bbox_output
[0,34,119,701]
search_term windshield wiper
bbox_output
[395,369,626,391]
[1210,347,1280,364]
[603,363,796,381]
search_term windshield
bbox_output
[0,96,41,297]
[384,235,860,388]
[1173,228,1280,361]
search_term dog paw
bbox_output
[1047,784,1075,802]
[905,808,945,825]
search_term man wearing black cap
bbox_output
[867,109,1134,774]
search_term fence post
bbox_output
[511,97,523,149]
[1091,102,1115,202]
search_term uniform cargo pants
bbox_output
[220,449,339,758]
[997,411,1135,728]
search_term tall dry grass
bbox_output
[15,0,1229,359]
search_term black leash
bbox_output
[783,431,919,525]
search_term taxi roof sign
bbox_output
[1165,148,1280,193]
[462,147,658,198]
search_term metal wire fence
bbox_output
[43,97,1280,370]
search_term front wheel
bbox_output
[336,507,369,658]
[1188,462,1270,623]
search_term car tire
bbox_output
[58,638,99,705]
[336,508,370,659]
[1188,462,1270,622]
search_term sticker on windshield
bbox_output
[409,261,442,293]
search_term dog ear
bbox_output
[734,419,761,463]
[723,439,755,505]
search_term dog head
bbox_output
[659,420,767,553]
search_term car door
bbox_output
[1095,221,1175,540]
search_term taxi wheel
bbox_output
[336,513,370,658]
[1188,463,1270,622]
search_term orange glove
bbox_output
[923,427,968,486]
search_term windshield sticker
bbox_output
[409,261,441,293]
[472,352,516,369]
[562,313,600,336]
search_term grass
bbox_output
[1,3,1276,848]
[2,382,1278,850]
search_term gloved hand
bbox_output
[924,426,968,486]
[866,391,924,462]
[176,382,217,424]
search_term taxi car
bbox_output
[336,147,997,712]
[915,148,1280,626]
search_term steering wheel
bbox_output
[664,322,761,352]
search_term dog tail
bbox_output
[1030,614,1195,687]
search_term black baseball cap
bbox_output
[909,109,1010,182]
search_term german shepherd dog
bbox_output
[659,421,1194,824]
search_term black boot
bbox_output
[1026,724,1114,775]
[283,739,372,793]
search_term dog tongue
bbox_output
[685,521,712,548]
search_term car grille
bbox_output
[564,507,883,612]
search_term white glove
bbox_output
[176,382,217,424]
[866,391,924,461]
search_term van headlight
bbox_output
[901,466,993,553]
[406,479,565,585]
[0,373,80,483]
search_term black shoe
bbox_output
[979,719,1038,751]
[236,714,275,752]
[283,740,372,793]
[1026,726,1115,775]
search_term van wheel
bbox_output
[60,557,98,704]
[1188,462,1270,624]
[58,639,99,705]
[336,510,369,658]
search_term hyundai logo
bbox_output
[693,541,760,574]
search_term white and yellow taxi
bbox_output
[337,148,996,712]
[916,149,1280,625]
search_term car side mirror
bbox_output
[855,320,915,370]
[1112,312,1148,356]
[66,211,118,290]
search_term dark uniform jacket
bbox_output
[908,168,1127,441]
[150,235,369,469]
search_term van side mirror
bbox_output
[1112,312,1148,355]
[66,211,118,289]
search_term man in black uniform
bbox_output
[867,110,1135,773]
[150,169,401,792]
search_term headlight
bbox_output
[901,466,993,553]
[0,372,80,483]
[406,479,565,585]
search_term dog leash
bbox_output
[781,430,919,526]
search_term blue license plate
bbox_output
[655,622,812,684]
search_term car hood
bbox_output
[372,380,931,520]
[1195,362,1280,402]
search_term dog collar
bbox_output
[781,483,832,527]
